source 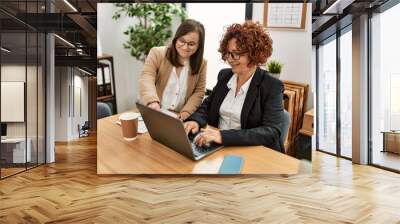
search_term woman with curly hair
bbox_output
[184,21,285,152]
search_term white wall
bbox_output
[55,67,69,141]
[188,3,313,109]
[1,65,26,140]
[54,67,89,141]
[253,3,313,110]
[1,64,46,163]
[72,74,88,138]
[76,74,89,124]
[98,3,182,113]
[1,66,26,127]
[1,65,38,137]
[98,3,313,110]
[98,3,140,113]
[187,3,246,89]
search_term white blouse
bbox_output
[218,73,255,130]
[161,60,189,112]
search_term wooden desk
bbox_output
[97,111,300,174]
[1,138,32,164]
[381,131,400,154]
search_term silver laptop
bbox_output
[136,102,223,160]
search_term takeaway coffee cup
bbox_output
[119,112,140,141]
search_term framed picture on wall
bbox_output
[1,82,25,122]
[263,2,307,30]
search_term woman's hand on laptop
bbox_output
[178,111,190,121]
[184,121,199,135]
[195,128,222,147]
[147,102,161,110]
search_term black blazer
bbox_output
[187,67,285,152]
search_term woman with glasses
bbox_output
[139,19,206,120]
[184,21,285,152]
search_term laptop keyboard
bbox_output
[192,142,212,154]
[188,132,214,156]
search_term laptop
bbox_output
[136,102,223,160]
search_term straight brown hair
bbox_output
[166,19,205,75]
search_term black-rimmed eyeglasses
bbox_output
[176,38,198,50]
[223,51,248,61]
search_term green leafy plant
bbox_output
[112,3,187,62]
[267,60,283,74]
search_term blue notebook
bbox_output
[218,155,244,174]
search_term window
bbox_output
[340,28,352,158]
[0,1,46,179]
[370,2,400,171]
[317,36,337,155]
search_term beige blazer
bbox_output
[139,46,207,114]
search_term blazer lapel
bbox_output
[209,71,232,126]
[156,59,173,101]
[185,67,196,101]
[241,67,263,129]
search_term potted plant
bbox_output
[267,60,283,79]
[112,3,187,62]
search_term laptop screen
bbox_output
[1,123,7,137]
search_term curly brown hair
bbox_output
[219,21,273,66]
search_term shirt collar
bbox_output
[241,72,255,93]
[226,74,236,89]
[226,71,256,95]
[173,60,189,74]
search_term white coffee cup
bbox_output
[119,112,140,141]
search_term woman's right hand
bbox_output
[184,121,199,135]
[148,102,161,110]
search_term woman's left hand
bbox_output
[195,128,222,146]
[179,111,191,121]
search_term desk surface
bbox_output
[97,110,300,175]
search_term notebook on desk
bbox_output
[218,155,244,174]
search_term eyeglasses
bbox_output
[223,51,248,61]
[176,38,198,50]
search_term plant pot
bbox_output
[270,73,281,79]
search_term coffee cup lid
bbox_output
[119,112,140,120]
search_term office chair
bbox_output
[97,102,112,119]
[205,88,212,97]
[78,121,90,138]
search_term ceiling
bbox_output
[0,0,98,73]
[1,0,396,72]
[311,0,390,43]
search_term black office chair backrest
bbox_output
[205,88,212,97]
[97,102,112,119]
[281,110,291,144]
[82,121,90,130]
